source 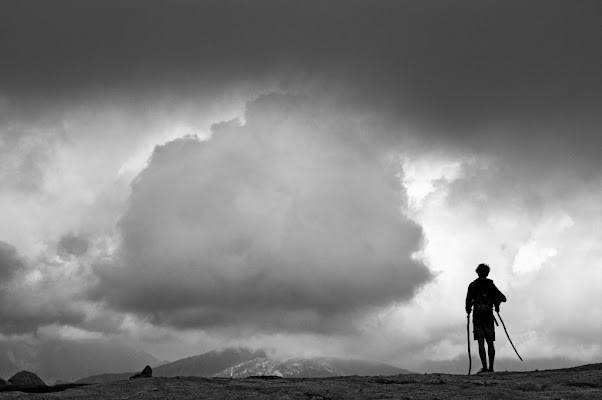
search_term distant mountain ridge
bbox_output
[154,347,267,377]
[76,347,411,383]
[215,356,411,378]
[75,347,267,384]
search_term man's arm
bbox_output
[492,282,506,311]
[465,283,474,314]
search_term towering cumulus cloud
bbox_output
[91,94,431,332]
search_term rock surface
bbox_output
[0,378,8,387]
[1,363,601,399]
[130,365,152,379]
[7,371,46,388]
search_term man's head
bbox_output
[476,263,490,278]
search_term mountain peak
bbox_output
[153,347,266,378]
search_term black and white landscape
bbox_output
[0,0,600,384]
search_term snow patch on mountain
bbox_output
[215,355,409,378]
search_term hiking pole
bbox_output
[467,313,472,375]
[496,311,523,361]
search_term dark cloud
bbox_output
[91,93,432,332]
[58,233,89,257]
[0,241,85,334]
[0,304,84,335]
[0,241,24,280]
[1,1,598,113]
[1,1,600,179]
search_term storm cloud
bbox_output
[58,233,89,257]
[2,1,600,181]
[0,241,23,281]
[0,241,85,334]
[91,94,431,332]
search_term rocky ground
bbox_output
[0,363,600,399]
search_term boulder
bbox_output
[0,377,10,387]
[130,365,152,379]
[8,371,46,387]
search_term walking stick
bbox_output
[496,311,523,361]
[467,313,472,375]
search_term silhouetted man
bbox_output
[466,263,506,373]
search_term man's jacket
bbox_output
[465,278,506,314]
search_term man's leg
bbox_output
[486,339,495,372]
[477,339,487,371]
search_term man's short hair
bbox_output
[476,263,490,277]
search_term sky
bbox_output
[0,0,601,372]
